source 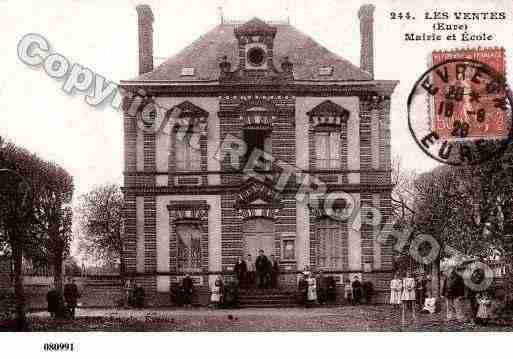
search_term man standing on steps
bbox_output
[246,254,255,289]
[234,256,247,289]
[255,249,269,289]
[182,274,194,308]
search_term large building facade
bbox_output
[121,4,398,305]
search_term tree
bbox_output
[35,162,74,293]
[0,138,74,327]
[64,257,82,277]
[391,156,417,225]
[467,144,513,298]
[409,155,513,295]
[76,184,124,266]
[0,142,36,329]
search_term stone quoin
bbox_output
[119,3,398,306]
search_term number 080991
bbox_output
[43,343,74,351]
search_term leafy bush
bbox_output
[0,290,16,321]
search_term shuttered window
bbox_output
[315,131,340,169]
[176,224,202,272]
[175,128,201,171]
[317,218,343,270]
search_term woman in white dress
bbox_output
[389,272,402,308]
[211,275,223,309]
[401,270,416,324]
[306,273,317,305]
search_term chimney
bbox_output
[358,4,375,79]
[136,4,154,75]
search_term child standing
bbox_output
[390,273,403,308]
[476,292,492,326]
[210,275,224,309]
[344,279,352,304]
[401,270,417,324]
[306,273,317,305]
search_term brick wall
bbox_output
[121,90,395,305]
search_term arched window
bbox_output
[170,101,208,172]
[176,223,202,272]
[315,131,340,169]
[317,218,343,270]
[175,126,201,171]
[307,100,349,170]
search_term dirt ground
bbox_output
[24,305,513,332]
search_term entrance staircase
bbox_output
[238,289,297,308]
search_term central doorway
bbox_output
[242,218,275,258]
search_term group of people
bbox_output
[123,279,146,308]
[297,268,372,306]
[441,266,494,325]
[343,276,374,305]
[46,277,80,319]
[234,250,280,290]
[390,269,495,325]
[389,271,420,323]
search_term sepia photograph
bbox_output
[1,0,513,356]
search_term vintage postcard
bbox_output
[1,0,513,357]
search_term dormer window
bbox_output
[234,18,276,71]
[247,47,266,67]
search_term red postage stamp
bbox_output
[430,48,507,140]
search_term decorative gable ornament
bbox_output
[234,18,277,38]
[240,106,276,128]
[167,201,210,221]
[307,100,350,128]
[169,101,209,134]
[307,196,351,219]
[235,180,281,219]
[237,207,279,219]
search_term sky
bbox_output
[1,0,513,225]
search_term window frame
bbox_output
[316,218,343,270]
[314,129,341,170]
[174,125,201,172]
[175,222,202,273]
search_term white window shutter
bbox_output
[175,136,186,170]
[330,132,340,169]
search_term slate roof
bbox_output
[130,19,372,82]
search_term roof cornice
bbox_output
[119,80,399,97]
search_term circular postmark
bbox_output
[408,58,513,166]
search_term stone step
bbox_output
[241,303,297,308]
[239,298,294,304]
[238,290,298,308]
[239,295,294,300]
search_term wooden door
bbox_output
[243,218,275,258]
